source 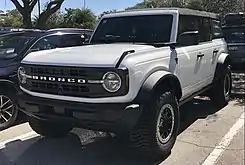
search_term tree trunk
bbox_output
[23,13,32,28]
[35,14,48,29]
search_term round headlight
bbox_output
[18,67,27,84]
[102,72,122,92]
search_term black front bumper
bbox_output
[17,91,143,133]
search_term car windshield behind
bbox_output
[0,33,35,59]
[90,14,173,45]
[223,26,245,43]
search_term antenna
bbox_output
[4,0,6,10]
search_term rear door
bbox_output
[209,19,227,81]
[194,16,216,89]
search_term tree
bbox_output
[10,0,65,29]
[62,8,97,29]
[35,0,65,29]
[127,0,243,16]
[98,9,117,20]
[33,1,64,29]
[0,9,22,28]
[126,0,185,10]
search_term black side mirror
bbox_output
[178,31,199,46]
[27,48,40,54]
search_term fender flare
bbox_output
[134,70,182,102]
[214,53,230,81]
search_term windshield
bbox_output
[0,33,35,59]
[90,15,173,44]
[223,27,245,43]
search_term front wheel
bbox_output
[29,117,73,138]
[0,91,19,130]
[128,91,180,159]
[209,66,232,108]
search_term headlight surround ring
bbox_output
[18,67,27,84]
[102,72,122,92]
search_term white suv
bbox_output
[17,8,232,158]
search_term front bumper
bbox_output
[17,91,143,133]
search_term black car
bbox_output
[222,12,245,71]
[0,28,93,130]
[0,27,12,36]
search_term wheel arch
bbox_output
[214,53,231,81]
[135,70,182,102]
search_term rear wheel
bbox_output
[128,91,179,159]
[209,66,232,108]
[29,117,73,138]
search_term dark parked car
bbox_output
[0,27,12,36]
[0,28,93,130]
[222,12,245,71]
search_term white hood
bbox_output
[22,43,155,67]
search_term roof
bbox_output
[103,7,219,20]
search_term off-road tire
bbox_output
[128,91,180,159]
[29,117,73,138]
[209,66,232,108]
[0,89,18,131]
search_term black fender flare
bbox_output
[134,70,182,102]
[213,53,230,82]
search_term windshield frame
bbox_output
[90,13,177,45]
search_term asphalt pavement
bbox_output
[0,73,244,165]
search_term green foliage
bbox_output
[126,0,244,16]
[0,9,22,28]
[10,0,65,29]
[62,8,97,29]
[98,9,117,20]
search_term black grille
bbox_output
[21,64,129,98]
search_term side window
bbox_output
[31,35,60,51]
[197,17,212,43]
[60,34,88,48]
[178,15,198,35]
[211,20,223,39]
[177,15,198,46]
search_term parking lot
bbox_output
[0,73,244,165]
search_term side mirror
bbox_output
[3,53,18,59]
[178,31,199,46]
[81,34,89,43]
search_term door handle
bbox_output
[197,53,204,58]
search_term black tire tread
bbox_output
[210,66,232,108]
[128,91,179,158]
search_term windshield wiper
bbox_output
[97,34,121,43]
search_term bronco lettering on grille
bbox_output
[30,75,87,84]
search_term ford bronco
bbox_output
[17,8,232,157]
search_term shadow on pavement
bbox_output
[1,98,226,165]
[178,98,223,135]
[1,133,159,165]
